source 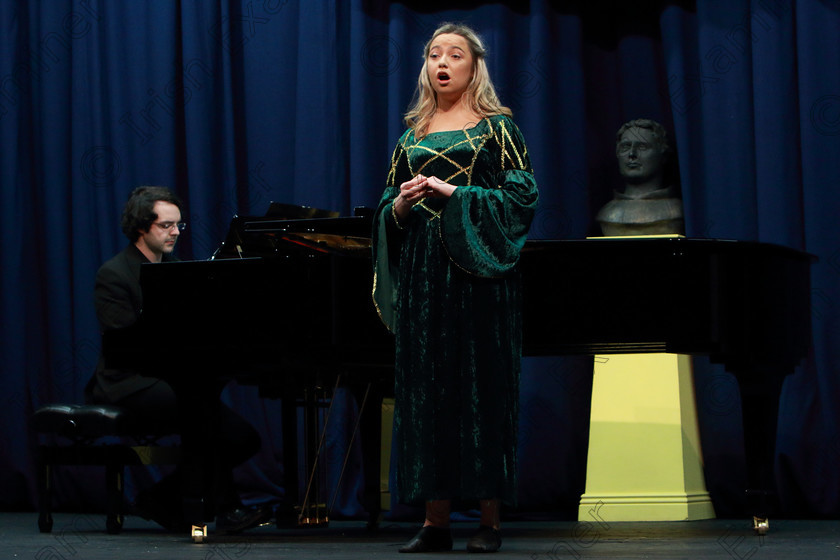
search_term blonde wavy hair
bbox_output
[405,23,512,138]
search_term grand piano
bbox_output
[519,236,815,532]
[106,205,395,537]
[104,206,815,539]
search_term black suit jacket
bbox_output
[86,243,175,403]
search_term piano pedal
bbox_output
[191,524,208,543]
[296,504,329,528]
[298,515,330,527]
[752,516,769,536]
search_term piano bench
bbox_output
[31,403,180,535]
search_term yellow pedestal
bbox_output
[578,353,715,521]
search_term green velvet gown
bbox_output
[372,114,539,506]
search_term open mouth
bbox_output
[437,71,450,83]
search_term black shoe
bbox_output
[399,525,453,553]
[215,505,273,535]
[467,525,502,553]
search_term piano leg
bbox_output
[264,372,391,530]
[737,371,785,535]
[172,377,227,541]
[298,384,330,527]
[279,391,300,525]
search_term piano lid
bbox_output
[212,204,374,259]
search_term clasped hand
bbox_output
[393,174,456,218]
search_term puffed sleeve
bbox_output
[440,116,539,277]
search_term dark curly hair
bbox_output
[121,186,183,242]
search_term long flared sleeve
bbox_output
[440,116,539,277]
[372,132,411,332]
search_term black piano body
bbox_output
[103,210,815,528]
[521,236,813,371]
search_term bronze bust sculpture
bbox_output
[596,119,684,236]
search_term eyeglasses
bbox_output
[153,222,187,232]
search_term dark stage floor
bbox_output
[3,512,838,559]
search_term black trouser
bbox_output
[111,378,261,521]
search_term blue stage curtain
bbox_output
[1,0,837,519]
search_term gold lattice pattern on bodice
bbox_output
[387,118,528,190]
